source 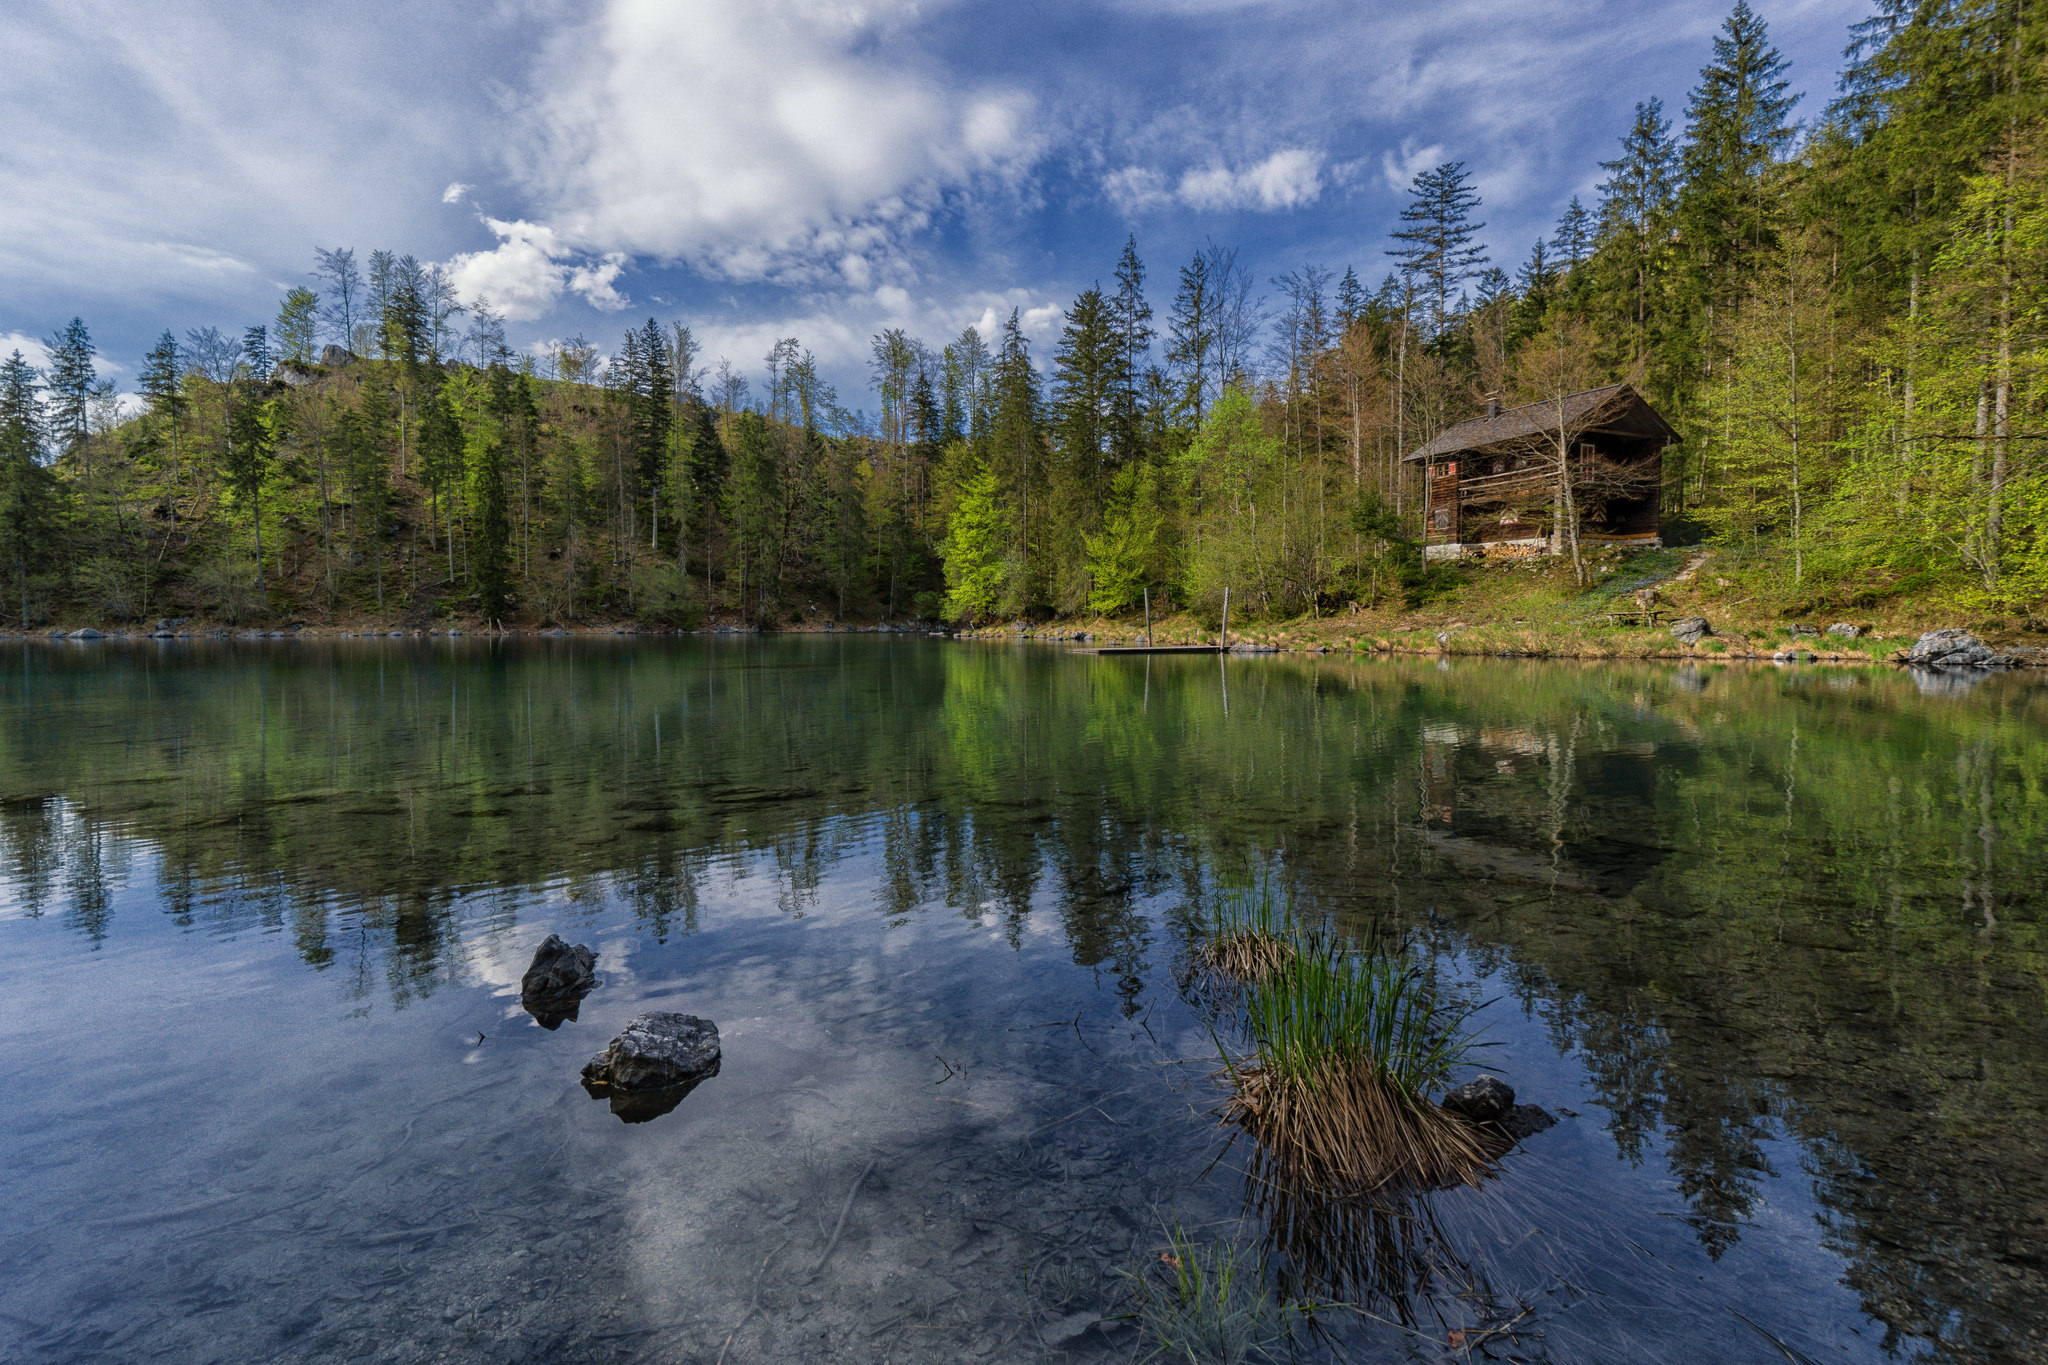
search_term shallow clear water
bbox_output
[2,639,2043,1363]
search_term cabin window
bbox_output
[1443,461,1458,477]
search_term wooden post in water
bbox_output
[1220,588,1230,651]
[1144,586,1152,647]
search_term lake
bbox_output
[1,638,2042,1363]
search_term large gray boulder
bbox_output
[1907,629,2009,667]
[582,1013,720,1122]
[1826,622,1861,639]
[520,934,597,1028]
[1669,616,1711,646]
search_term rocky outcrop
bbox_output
[1826,622,1862,639]
[519,934,597,1029]
[581,1013,720,1122]
[1905,629,2013,668]
[1669,616,1712,646]
[319,344,357,368]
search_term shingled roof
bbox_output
[1403,383,1677,463]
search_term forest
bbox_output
[0,0,2042,632]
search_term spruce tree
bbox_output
[474,367,515,621]
[1108,235,1153,466]
[0,352,60,628]
[1387,162,1489,336]
[1168,249,1217,425]
[43,318,97,472]
[139,332,187,529]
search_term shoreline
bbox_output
[10,622,2045,671]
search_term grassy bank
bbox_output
[964,545,2048,665]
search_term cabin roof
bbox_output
[1403,382,1678,463]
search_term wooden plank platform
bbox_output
[1086,645,1225,655]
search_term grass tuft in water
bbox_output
[1123,1226,1308,1365]
[1193,879,1297,981]
[1220,940,1497,1193]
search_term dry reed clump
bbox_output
[1218,944,1499,1195]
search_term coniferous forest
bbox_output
[2,1,2044,633]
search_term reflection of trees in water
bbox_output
[4,645,2047,1356]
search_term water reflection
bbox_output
[1,641,2044,1361]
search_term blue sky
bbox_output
[0,0,1869,405]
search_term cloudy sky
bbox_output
[0,0,1867,400]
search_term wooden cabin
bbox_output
[1404,383,1677,560]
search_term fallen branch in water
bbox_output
[808,1157,879,1280]
[715,1235,790,1365]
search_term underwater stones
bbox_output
[1669,616,1712,646]
[519,934,597,1029]
[1440,1075,1515,1124]
[581,1013,720,1123]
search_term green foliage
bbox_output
[942,461,1009,622]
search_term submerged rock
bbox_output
[1500,1104,1557,1141]
[581,1013,720,1123]
[1440,1075,1514,1124]
[1669,616,1712,646]
[519,934,597,1029]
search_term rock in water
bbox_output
[520,934,598,1029]
[581,1013,720,1123]
[1906,628,2010,667]
[1440,1074,1515,1124]
[1500,1104,1557,1141]
[1669,617,1711,646]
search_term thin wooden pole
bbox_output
[1144,586,1152,647]
[1220,587,1230,650]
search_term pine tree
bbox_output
[418,381,465,574]
[474,366,515,621]
[1168,249,1217,425]
[222,387,279,597]
[0,352,60,628]
[1109,235,1154,466]
[43,318,97,473]
[139,332,187,529]
[242,325,273,384]
[1597,98,1681,368]
[1388,162,1489,336]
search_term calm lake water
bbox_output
[2,639,2043,1364]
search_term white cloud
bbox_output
[0,332,52,368]
[1381,140,1448,194]
[1106,148,1323,215]
[442,182,471,204]
[515,0,1038,281]
[1177,148,1323,211]
[445,217,628,320]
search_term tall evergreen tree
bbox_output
[242,325,273,384]
[0,352,59,628]
[1108,235,1154,466]
[43,318,97,472]
[1388,161,1489,336]
[474,367,515,621]
[1168,248,1217,424]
